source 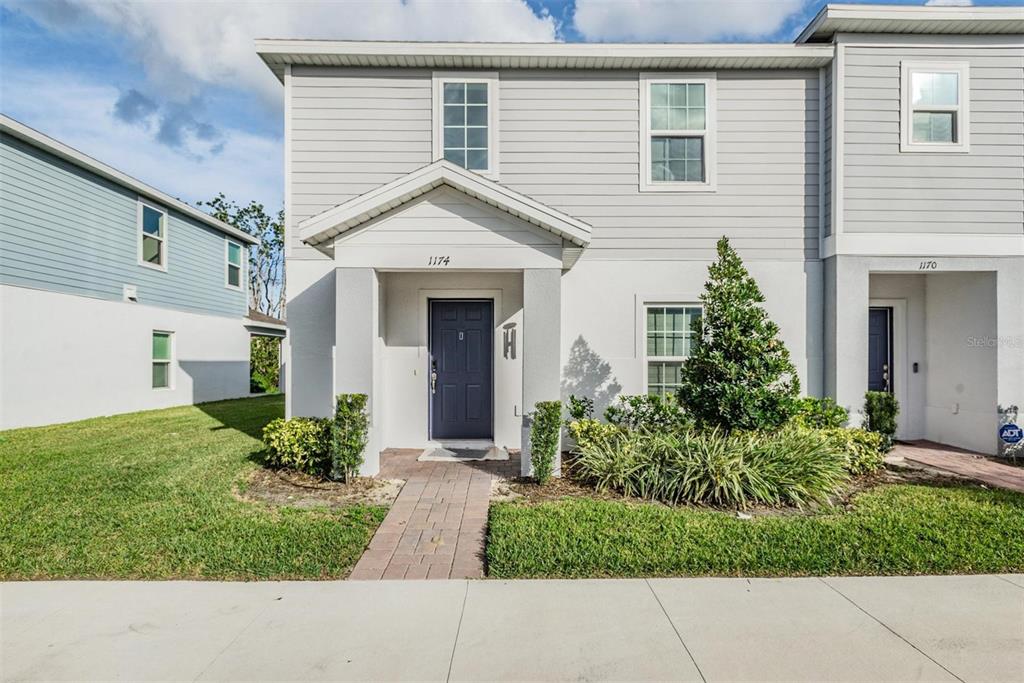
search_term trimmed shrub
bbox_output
[331,393,369,483]
[567,419,622,454]
[794,397,848,429]
[572,427,847,509]
[603,394,692,432]
[819,428,885,475]
[864,391,899,451]
[530,401,562,484]
[262,417,331,475]
[678,237,801,431]
[566,395,595,422]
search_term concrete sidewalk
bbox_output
[2,576,1022,682]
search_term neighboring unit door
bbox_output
[429,300,494,440]
[868,307,893,393]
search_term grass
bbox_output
[487,483,1024,578]
[0,396,386,580]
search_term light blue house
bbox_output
[0,115,281,429]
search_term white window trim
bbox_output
[900,60,970,153]
[137,199,168,272]
[639,72,717,193]
[225,239,244,291]
[152,330,174,391]
[641,303,703,396]
[431,71,500,180]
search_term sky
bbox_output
[0,0,1017,213]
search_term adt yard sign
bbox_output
[1000,424,1023,445]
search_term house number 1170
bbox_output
[427,256,451,266]
[918,260,937,270]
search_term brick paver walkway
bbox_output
[349,448,519,580]
[890,440,1024,493]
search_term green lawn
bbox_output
[488,483,1024,578]
[0,396,386,580]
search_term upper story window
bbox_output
[645,305,702,397]
[900,61,970,153]
[225,240,243,289]
[640,73,717,192]
[138,200,167,271]
[432,72,499,178]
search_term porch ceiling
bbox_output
[297,160,593,249]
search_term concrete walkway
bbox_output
[890,441,1024,493]
[3,576,1022,681]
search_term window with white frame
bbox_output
[433,73,498,176]
[640,73,716,191]
[226,240,243,289]
[645,305,702,397]
[900,62,969,152]
[152,331,173,389]
[138,201,167,270]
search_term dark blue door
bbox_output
[868,307,892,393]
[429,300,493,439]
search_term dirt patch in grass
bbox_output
[239,468,404,509]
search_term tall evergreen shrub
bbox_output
[330,393,368,483]
[678,237,801,430]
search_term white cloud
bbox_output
[2,68,283,210]
[924,0,973,6]
[573,0,807,42]
[7,0,559,106]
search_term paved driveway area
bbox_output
[3,575,1022,681]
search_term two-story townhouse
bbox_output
[0,115,283,430]
[258,4,1022,475]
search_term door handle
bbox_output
[430,360,438,395]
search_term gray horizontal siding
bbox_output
[290,66,820,261]
[0,133,248,317]
[842,45,1024,235]
[823,66,833,238]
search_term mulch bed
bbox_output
[237,467,404,509]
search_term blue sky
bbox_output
[1,0,1018,212]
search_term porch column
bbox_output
[997,259,1024,456]
[521,268,562,477]
[824,255,869,426]
[335,267,383,475]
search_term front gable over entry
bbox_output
[297,160,591,269]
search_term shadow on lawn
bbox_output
[196,394,284,442]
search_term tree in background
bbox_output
[678,237,800,430]
[250,336,280,394]
[199,194,285,318]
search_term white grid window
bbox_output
[138,201,167,270]
[152,331,173,389]
[645,305,701,397]
[641,74,716,192]
[226,240,243,289]
[901,61,969,153]
[433,73,499,177]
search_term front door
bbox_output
[429,300,493,440]
[868,307,893,393]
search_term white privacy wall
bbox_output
[0,285,251,430]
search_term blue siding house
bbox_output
[0,115,278,429]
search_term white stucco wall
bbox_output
[561,258,824,414]
[924,272,999,454]
[0,284,251,430]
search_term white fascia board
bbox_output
[797,4,1024,43]
[0,115,259,245]
[298,160,593,248]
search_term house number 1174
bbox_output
[427,256,451,266]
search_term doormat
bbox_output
[418,446,509,462]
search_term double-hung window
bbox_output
[900,62,969,152]
[640,73,716,192]
[138,201,167,270]
[152,331,173,389]
[226,240,243,289]
[645,305,702,397]
[433,73,499,177]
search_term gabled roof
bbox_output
[0,115,258,245]
[797,4,1024,43]
[298,160,592,248]
[256,41,834,81]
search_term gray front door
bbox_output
[868,307,893,393]
[429,300,493,440]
